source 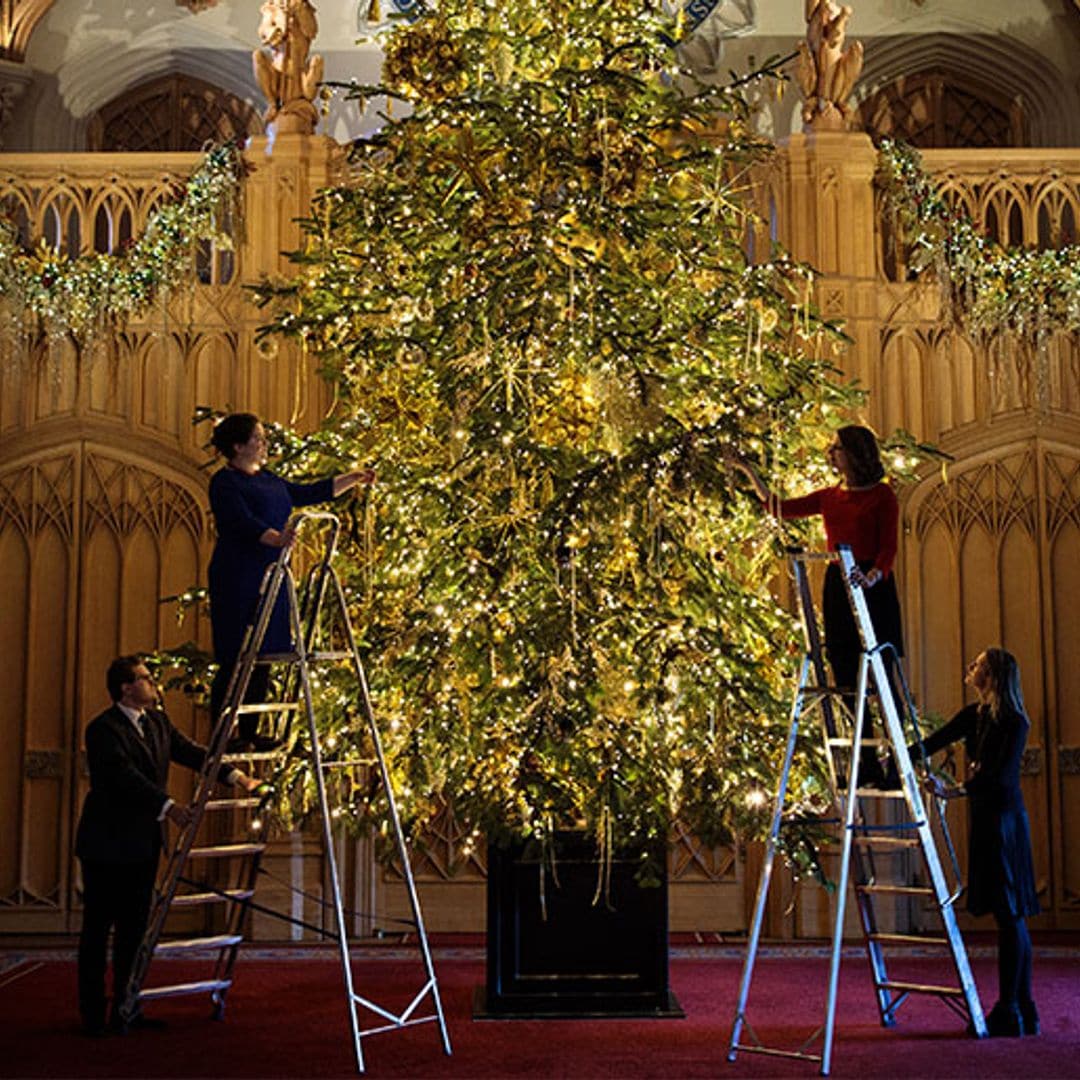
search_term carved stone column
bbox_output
[239,133,345,428]
[772,130,882,409]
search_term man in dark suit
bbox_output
[75,655,260,1037]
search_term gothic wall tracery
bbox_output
[87,72,261,153]
[869,145,1080,927]
[0,443,210,926]
[856,31,1075,147]
[904,443,1080,924]
[0,139,336,932]
[859,70,1024,149]
[3,44,1080,934]
[0,0,54,62]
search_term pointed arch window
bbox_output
[87,72,261,153]
[859,71,1025,149]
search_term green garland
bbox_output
[877,139,1080,344]
[0,142,246,347]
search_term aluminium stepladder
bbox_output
[727,544,986,1075]
[120,510,451,1073]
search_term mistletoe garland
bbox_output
[0,142,246,348]
[877,139,1080,345]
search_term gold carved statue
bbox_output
[253,0,324,135]
[795,0,864,132]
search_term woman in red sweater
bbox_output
[733,425,903,783]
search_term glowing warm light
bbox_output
[232,0,934,870]
[745,789,768,810]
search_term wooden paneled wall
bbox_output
[1,132,1078,937]
[767,134,1080,934]
[0,137,339,932]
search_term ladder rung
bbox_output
[204,797,262,811]
[171,889,254,908]
[853,820,925,832]
[853,787,906,798]
[856,883,935,896]
[321,758,377,769]
[234,702,300,715]
[187,843,266,859]
[878,979,964,997]
[853,836,921,849]
[221,751,282,763]
[827,737,890,747]
[728,1044,823,1064]
[788,548,837,562]
[139,978,232,1002]
[868,932,949,947]
[154,934,242,954]
[308,650,353,661]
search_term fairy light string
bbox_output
[0,142,246,352]
[147,7,948,881]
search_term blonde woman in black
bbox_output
[916,648,1040,1037]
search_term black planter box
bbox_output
[475,833,683,1019]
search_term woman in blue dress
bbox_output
[207,413,375,749]
[916,648,1040,1037]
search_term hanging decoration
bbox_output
[877,138,1080,346]
[0,141,246,349]
[242,0,884,874]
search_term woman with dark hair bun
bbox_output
[917,648,1040,1037]
[207,413,375,750]
[730,424,903,785]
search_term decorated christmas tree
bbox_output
[255,0,864,868]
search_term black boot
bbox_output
[1019,999,1040,1036]
[986,1001,1023,1037]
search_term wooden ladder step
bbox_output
[868,932,948,947]
[187,843,265,859]
[234,702,300,715]
[877,979,964,997]
[139,978,232,1002]
[154,934,242,955]
[171,888,254,909]
[855,883,935,896]
[204,797,262,811]
[853,836,922,849]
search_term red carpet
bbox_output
[1,948,1078,1078]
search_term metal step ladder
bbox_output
[728,544,986,1075]
[120,510,451,1073]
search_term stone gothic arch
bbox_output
[901,436,1080,925]
[859,70,1024,149]
[0,0,54,61]
[86,71,262,153]
[0,439,211,929]
[856,31,1075,147]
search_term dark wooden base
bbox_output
[472,984,684,1020]
[478,834,684,1020]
